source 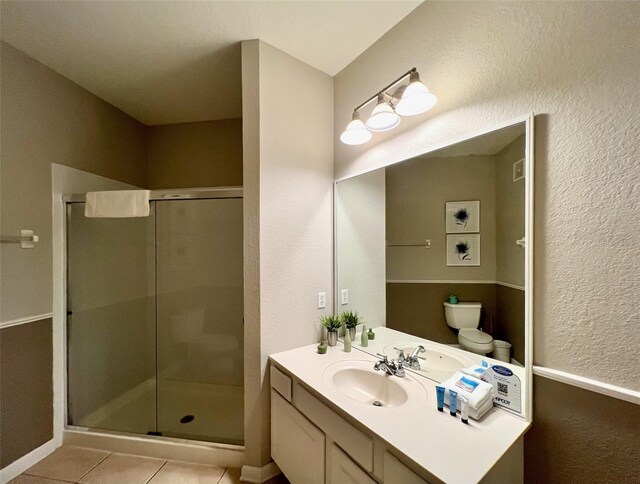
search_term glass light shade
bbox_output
[365,95,401,132]
[395,72,437,116]
[340,115,372,145]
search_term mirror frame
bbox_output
[333,114,535,422]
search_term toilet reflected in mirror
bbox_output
[443,302,494,356]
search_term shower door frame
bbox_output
[62,187,244,451]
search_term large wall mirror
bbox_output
[335,115,534,421]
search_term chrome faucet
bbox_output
[394,345,426,370]
[374,354,405,378]
[407,345,426,370]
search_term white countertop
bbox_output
[270,342,530,484]
[347,326,529,419]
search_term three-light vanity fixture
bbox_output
[340,67,437,145]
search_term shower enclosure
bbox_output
[65,189,243,445]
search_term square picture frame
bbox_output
[445,201,480,233]
[447,234,480,266]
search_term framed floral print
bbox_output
[447,234,480,266]
[445,201,480,233]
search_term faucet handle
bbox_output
[393,346,407,356]
[410,345,426,357]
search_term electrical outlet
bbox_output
[341,289,349,305]
[317,292,326,309]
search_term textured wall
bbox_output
[334,1,640,390]
[147,118,243,189]
[241,39,264,467]
[242,40,334,468]
[335,169,386,327]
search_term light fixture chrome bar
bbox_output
[353,67,416,113]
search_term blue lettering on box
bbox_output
[492,365,513,377]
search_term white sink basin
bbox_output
[323,360,427,409]
[383,342,474,382]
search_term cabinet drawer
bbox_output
[270,364,292,401]
[383,452,429,484]
[271,390,325,484]
[294,384,374,472]
[329,443,377,484]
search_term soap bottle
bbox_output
[360,324,368,347]
[344,327,352,352]
[368,328,375,340]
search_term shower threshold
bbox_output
[64,427,244,468]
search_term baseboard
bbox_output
[240,461,282,483]
[0,439,59,484]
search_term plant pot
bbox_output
[327,331,338,346]
[348,327,356,341]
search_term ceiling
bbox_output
[0,1,421,126]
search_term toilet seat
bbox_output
[458,328,494,354]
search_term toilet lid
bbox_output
[459,328,493,344]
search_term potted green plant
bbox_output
[340,311,362,341]
[320,315,343,346]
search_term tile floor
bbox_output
[12,446,287,484]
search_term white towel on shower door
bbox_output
[84,190,151,218]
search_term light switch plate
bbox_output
[341,289,349,305]
[317,292,326,309]
[513,158,525,181]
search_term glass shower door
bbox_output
[155,198,244,444]
[66,203,156,434]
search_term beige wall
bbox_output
[336,169,386,327]
[0,42,147,323]
[0,318,53,468]
[387,283,495,345]
[147,118,243,189]
[495,284,525,364]
[386,155,497,281]
[242,39,334,468]
[334,0,639,391]
[0,43,148,468]
[524,375,640,483]
[495,135,525,288]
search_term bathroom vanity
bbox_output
[269,342,529,484]
[268,116,535,483]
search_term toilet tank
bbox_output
[443,302,482,329]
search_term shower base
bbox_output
[78,379,243,445]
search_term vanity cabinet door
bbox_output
[271,390,325,484]
[383,452,428,484]
[329,443,377,484]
